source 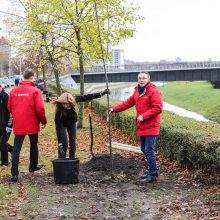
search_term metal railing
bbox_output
[80,61,220,73]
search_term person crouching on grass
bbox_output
[51,89,109,159]
[109,72,163,183]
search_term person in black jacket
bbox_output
[0,84,13,166]
[52,89,109,158]
[14,78,20,86]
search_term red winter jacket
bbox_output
[8,80,47,135]
[112,82,163,136]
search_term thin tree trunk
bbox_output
[47,53,62,96]
[36,68,39,80]
[77,54,85,128]
[42,33,62,96]
[76,28,85,128]
[52,62,62,96]
[42,63,47,91]
[40,46,47,91]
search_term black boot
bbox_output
[10,175,18,182]
[1,162,9,166]
[140,171,158,179]
[140,176,157,183]
[29,164,44,173]
[69,147,75,159]
[1,148,9,166]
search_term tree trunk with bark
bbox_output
[42,63,47,91]
[76,28,85,128]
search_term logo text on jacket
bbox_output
[16,93,30,96]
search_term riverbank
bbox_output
[159,81,220,123]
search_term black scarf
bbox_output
[138,82,149,95]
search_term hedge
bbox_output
[92,98,220,175]
[210,81,220,89]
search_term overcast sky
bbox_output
[1,0,220,62]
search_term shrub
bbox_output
[92,98,220,175]
[210,81,220,89]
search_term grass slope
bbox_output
[158,81,220,123]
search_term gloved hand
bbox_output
[6,127,12,133]
[100,89,110,96]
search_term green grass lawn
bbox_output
[158,81,220,123]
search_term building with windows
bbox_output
[95,49,125,72]
[110,49,124,70]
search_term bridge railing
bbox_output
[78,61,220,73]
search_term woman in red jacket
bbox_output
[110,72,163,183]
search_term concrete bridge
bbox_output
[71,67,220,83]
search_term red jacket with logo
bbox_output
[8,80,47,135]
[112,82,163,136]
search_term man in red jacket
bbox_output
[110,72,163,183]
[8,70,47,182]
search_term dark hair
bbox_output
[139,71,150,77]
[23,69,34,79]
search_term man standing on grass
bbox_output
[110,72,163,183]
[8,70,47,182]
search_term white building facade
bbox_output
[95,49,125,72]
[110,49,124,70]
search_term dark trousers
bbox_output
[11,134,38,176]
[140,136,157,178]
[58,124,76,158]
[0,130,11,165]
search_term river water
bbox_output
[109,82,210,122]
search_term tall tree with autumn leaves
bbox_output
[5,0,142,127]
